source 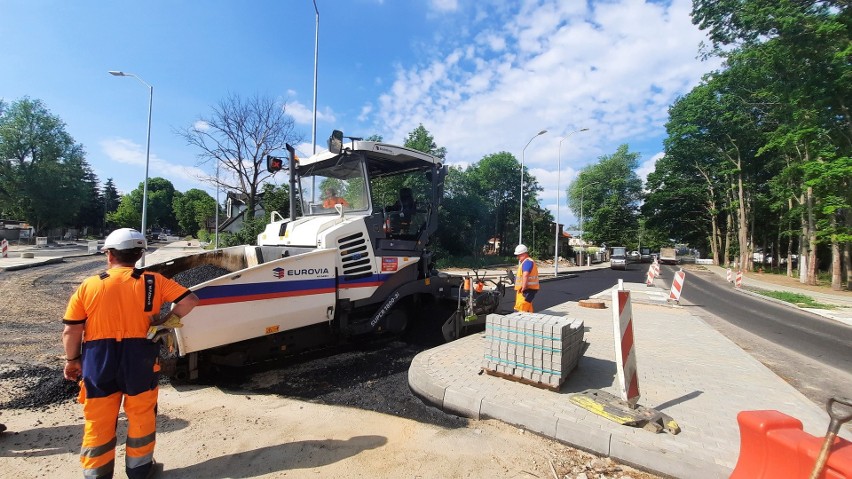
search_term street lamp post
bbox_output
[108,70,152,267]
[579,181,600,267]
[215,161,220,249]
[554,128,589,276]
[519,129,547,245]
[311,0,319,155]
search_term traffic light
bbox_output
[266,154,284,173]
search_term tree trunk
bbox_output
[831,214,841,290]
[806,187,818,286]
[799,192,808,284]
[725,209,733,267]
[786,198,794,277]
[736,170,750,272]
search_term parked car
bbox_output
[628,251,641,263]
[611,254,628,270]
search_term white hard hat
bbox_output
[103,228,147,250]
[514,244,528,255]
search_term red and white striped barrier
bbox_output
[735,270,743,289]
[645,265,656,286]
[668,270,686,303]
[652,260,660,276]
[726,268,732,283]
[612,286,640,406]
[1,238,7,258]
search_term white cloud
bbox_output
[193,120,209,132]
[99,137,209,193]
[371,0,721,183]
[287,100,337,125]
[430,0,458,12]
[637,152,663,186]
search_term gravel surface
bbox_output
[0,255,662,479]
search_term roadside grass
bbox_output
[751,289,838,309]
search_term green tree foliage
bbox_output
[73,165,105,235]
[173,188,216,235]
[650,0,851,288]
[108,177,178,231]
[102,178,121,230]
[568,145,643,249]
[404,124,446,159]
[0,98,93,233]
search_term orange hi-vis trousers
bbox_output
[79,337,160,479]
[80,388,158,479]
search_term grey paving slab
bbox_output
[408,294,850,479]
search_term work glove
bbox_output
[147,312,183,340]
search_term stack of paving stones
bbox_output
[482,312,584,389]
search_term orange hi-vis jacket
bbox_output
[63,266,190,396]
[514,258,540,291]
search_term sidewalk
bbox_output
[408,281,851,479]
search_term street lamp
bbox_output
[554,128,589,276]
[109,70,152,267]
[579,180,600,266]
[311,0,319,155]
[519,129,547,245]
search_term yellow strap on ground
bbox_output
[569,395,635,424]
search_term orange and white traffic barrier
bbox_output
[668,270,686,303]
[612,286,640,406]
[726,268,733,283]
[652,260,660,276]
[645,265,656,286]
[735,270,743,289]
[1,238,7,258]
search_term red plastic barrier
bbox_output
[731,410,852,479]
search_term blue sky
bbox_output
[0,0,720,229]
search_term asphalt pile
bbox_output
[0,364,78,409]
[171,264,231,288]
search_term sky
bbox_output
[0,0,721,231]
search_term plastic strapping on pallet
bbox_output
[612,287,640,406]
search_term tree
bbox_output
[173,188,216,235]
[108,177,178,231]
[463,152,524,256]
[102,178,121,230]
[0,97,92,234]
[686,0,851,285]
[568,145,643,249]
[404,124,447,159]
[177,93,303,222]
[73,164,104,235]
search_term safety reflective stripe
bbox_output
[80,436,117,458]
[82,459,115,479]
[125,451,154,469]
[515,259,540,290]
[126,430,155,449]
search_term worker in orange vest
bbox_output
[322,187,350,209]
[513,244,539,312]
[62,228,199,479]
